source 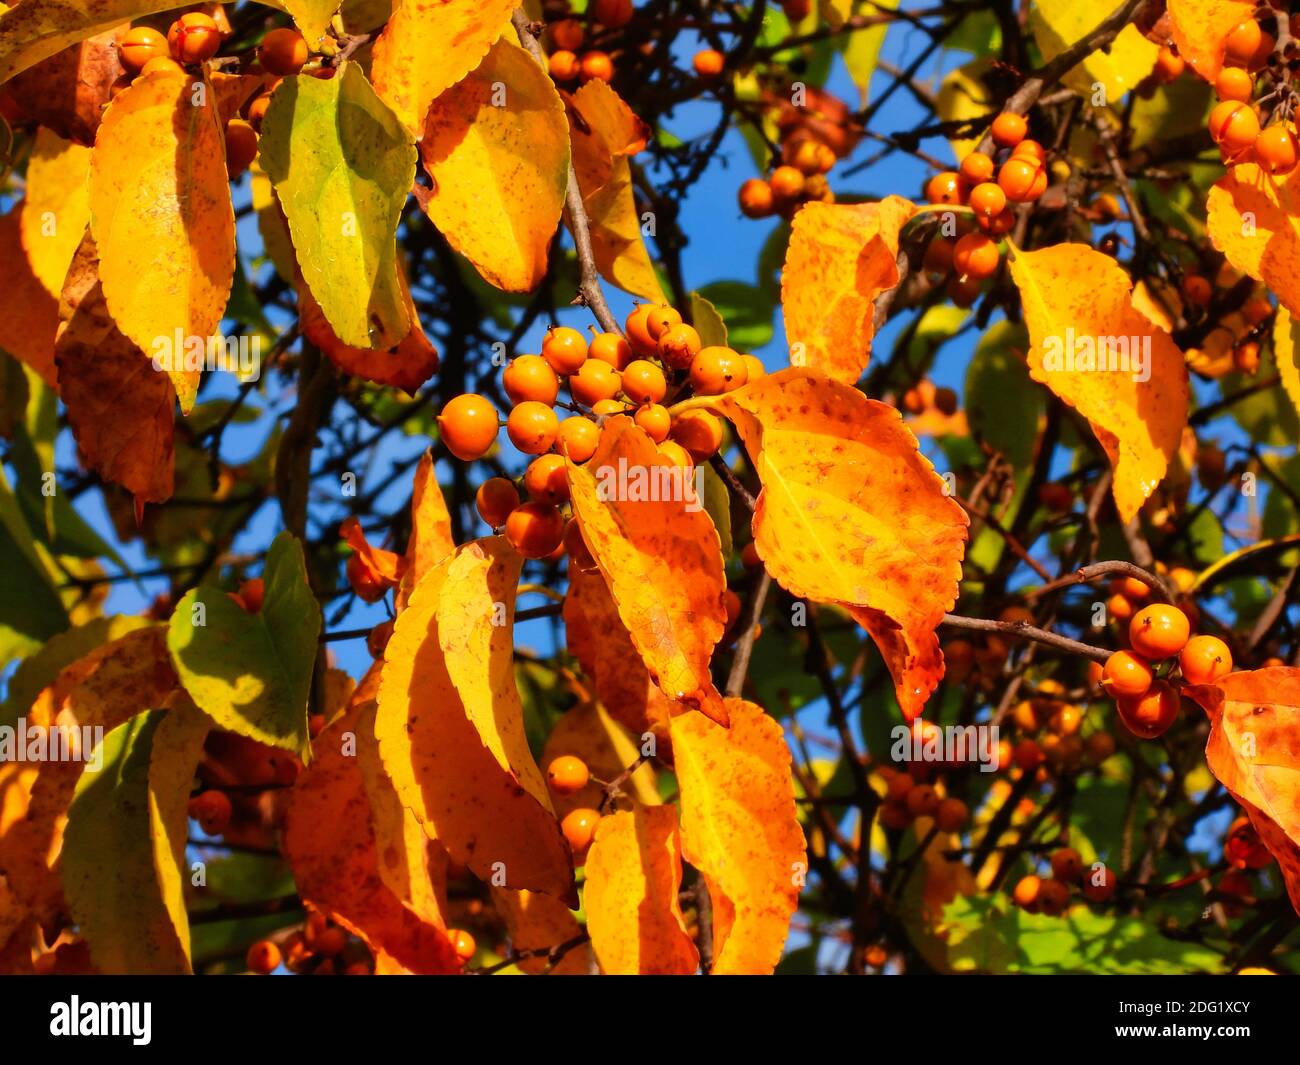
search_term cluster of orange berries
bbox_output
[920,112,1048,302]
[1013,848,1116,916]
[900,377,958,418]
[437,306,762,560]
[877,759,969,833]
[1099,593,1233,740]
[737,137,837,220]
[116,21,310,180]
[544,754,607,861]
[544,0,636,86]
[247,913,374,976]
[1004,679,1118,778]
[1152,16,1300,174]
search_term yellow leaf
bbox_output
[277,0,342,45]
[936,58,993,162]
[585,806,699,975]
[395,449,456,613]
[565,416,728,726]
[781,196,917,382]
[1207,163,1300,318]
[1167,0,1256,82]
[707,369,968,721]
[88,67,234,413]
[418,36,569,292]
[371,0,516,138]
[1275,308,1300,423]
[540,699,659,819]
[0,204,60,386]
[375,539,576,901]
[1007,243,1189,522]
[20,128,91,299]
[490,886,592,974]
[1029,3,1158,102]
[567,80,664,302]
[0,0,178,83]
[671,698,806,975]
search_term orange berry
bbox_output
[569,359,622,406]
[1241,295,1273,326]
[670,409,724,461]
[906,783,939,817]
[523,454,569,504]
[1181,273,1213,307]
[634,403,672,442]
[505,501,565,559]
[591,398,626,416]
[934,797,968,832]
[1234,340,1261,374]
[247,91,272,129]
[959,151,994,185]
[738,177,775,218]
[1226,816,1272,870]
[1012,874,1041,909]
[990,112,1028,148]
[1013,738,1043,771]
[1155,46,1185,81]
[504,354,559,406]
[1216,66,1253,101]
[475,478,520,527]
[314,927,347,957]
[561,807,601,854]
[224,119,258,178]
[1038,878,1071,916]
[998,157,1043,203]
[1255,124,1299,175]
[236,577,264,613]
[925,170,965,205]
[140,56,185,76]
[740,354,765,380]
[168,13,222,65]
[549,49,580,81]
[556,416,599,463]
[1208,100,1260,153]
[1106,592,1136,621]
[542,326,589,375]
[1050,847,1083,882]
[119,26,169,73]
[547,754,590,796]
[593,0,634,28]
[259,27,308,76]
[741,541,761,568]
[246,939,281,974]
[366,620,393,659]
[550,18,584,51]
[188,790,232,835]
[769,164,806,204]
[864,944,888,968]
[1116,680,1180,739]
[450,929,476,962]
[645,305,683,341]
[657,322,702,369]
[1081,863,1115,902]
[1224,20,1263,65]
[506,400,559,455]
[658,439,694,470]
[1102,650,1154,698]
[621,359,667,404]
[438,393,499,461]
[1129,604,1191,659]
[968,181,1006,220]
[1179,635,1233,685]
[625,305,659,357]
[922,236,954,274]
[952,232,999,280]
[693,49,724,77]
[689,345,748,394]
[1011,138,1047,163]
[790,139,826,176]
[589,331,632,370]
[579,51,613,83]
[1110,576,1150,602]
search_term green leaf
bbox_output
[168,531,320,756]
[63,706,208,974]
[690,290,729,348]
[1130,75,1213,152]
[700,462,733,557]
[695,280,774,352]
[0,466,67,666]
[842,0,898,105]
[259,61,415,349]
[964,320,1042,471]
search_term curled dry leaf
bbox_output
[55,230,176,507]
[0,28,125,146]
[1186,667,1300,916]
[780,196,917,383]
[419,36,570,293]
[1207,163,1300,320]
[584,806,699,975]
[1007,243,1189,523]
[671,698,806,975]
[375,539,575,902]
[565,416,729,727]
[708,368,968,721]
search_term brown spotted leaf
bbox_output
[0,28,126,146]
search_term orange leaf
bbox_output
[297,266,439,393]
[1167,0,1256,82]
[670,697,806,975]
[0,205,59,386]
[1007,242,1189,523]
[1207,163,1300,319]
[540,699,660,819]
[490,886,593,974]
[55,230,175,506]
[395,449,456,614]
[584,806,699,975]
[1186,667,1300,916]
[0,28,125,147]
[781,196,918,382]
[708,368,968,721]
[283,701,461,974]
[341,516,407,585]
[565,416,729,726]
[375,539,576,902]
[562,566,677,744]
